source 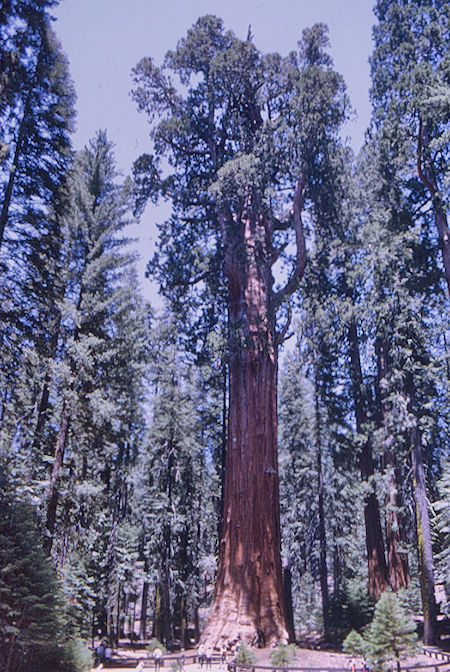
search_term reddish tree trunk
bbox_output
[377,340,409,591]
[347,316,388,597]
[282,558,295,644]
[383,449,409,592]
[202,200,288,647]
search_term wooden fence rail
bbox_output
[95,647,450,671]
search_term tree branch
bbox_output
[417,116,437,196]
[276,301,293,345]
[170,269,210,288]
[274,171,307,304]
[272,215,292,231]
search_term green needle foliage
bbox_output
[269,643,298,667]
[344,590,419,672]
[234,643,256,666]
[0,473,92,672]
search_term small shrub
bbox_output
[342,629,367,659]
[365,590,418,672]
[63,638,94,671]
[269,644,298,667]
[235,643,256,665]
[146,638,168,655]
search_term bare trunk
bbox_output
[434,204,450,297]
[202,200,287,647]
[180,595,188,649]
[383,450,409,591]
[218,363,227,543]
[282,558,295,643]
[407,376,437,645]
[140,581,149,640]
[116,581,121,646]
[347,317,388,597]
[377,340,409,591]
[43,401,69,555]
[153,583,163,641]
[313,368,329,640]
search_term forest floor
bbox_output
[91,644,450,672]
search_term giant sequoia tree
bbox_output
[132,17,348,646]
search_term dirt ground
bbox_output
[252,645,440,668]
[101,644,449,671]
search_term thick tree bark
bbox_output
[153,583,163,642]
[376,340,409,592]
[347,316,389,597]
[382,448,410,592]
[202,198,288,647]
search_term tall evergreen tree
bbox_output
[370,0,450,296]
[0,13,75,491]
[132,314,217,649]
[132,16,348,646]
[0,468,92,672]
[355,136,445,643]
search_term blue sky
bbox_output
[53,0,376,304]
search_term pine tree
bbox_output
[0,467,92,672]
[365,590,418,672]
[0,11,75,501]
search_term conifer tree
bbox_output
[132,16,348,646]
[0,468,92,672]
[365,591,418,672]
[0,9,75,498]
[132,313,217,648]
[355,136,445,642]
[370,0,450,296]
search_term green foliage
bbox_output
[61,638,94,672]
[234,643,256,665]
[269,643,298,667]
[0,478,92,672]
[0,490,62,670]
[330,579,374,634]
[146,638,167,654]
[347,591,419,672]
[132,15,349,349]
[342,629,367,659]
